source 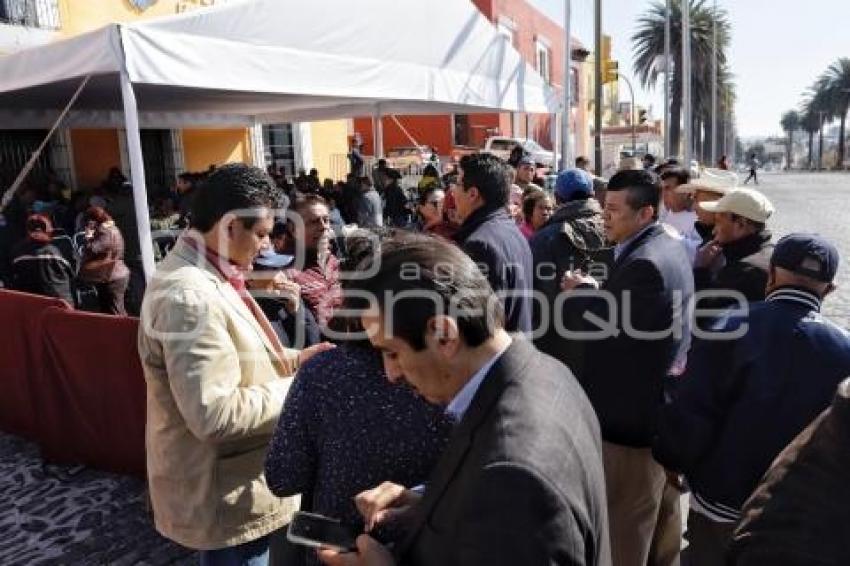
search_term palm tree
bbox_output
[780,110,800,170]
[799,108,820,170]
[632,0,732,158]
[801,87,833,170]
[817,58,850,168]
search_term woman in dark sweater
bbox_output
[10,214,75,305]
[263,231,452,563]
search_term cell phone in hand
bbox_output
[287,511,358,552]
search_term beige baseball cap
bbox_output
[675,168,738,195]
[698,188,775,223]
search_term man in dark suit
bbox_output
[561,169,694,566]
[320,233,610,566]
[452,153,534,333]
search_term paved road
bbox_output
[746,171,850,327]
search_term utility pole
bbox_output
[711,0,718,166]
[682,0,692,166]
[819,113,825,171]
[560,0,573,171]
[594,0,602,175]
[664,0,671,158]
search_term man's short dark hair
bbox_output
[289,194,329,216]
[575,156,590,168]
[607,169,661,219]
[643,154,657,166]
[286,195,330,234]
[660,167,691,186]
[190,163,283,233]
[459,153,510,209]
[346,233,503,351]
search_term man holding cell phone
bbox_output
[139,164,332,565]
[317,233,611,566]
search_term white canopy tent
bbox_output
[0,0,558,279]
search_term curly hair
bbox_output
[190,163,284,232]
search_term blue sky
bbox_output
[530,0,850,137]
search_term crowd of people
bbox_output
[4,143,849,566]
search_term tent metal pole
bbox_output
[374,104,384,159]
[120,69,156,283]
[389,115,422,150]
[0,75,90,213]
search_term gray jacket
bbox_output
[396,338,611,566]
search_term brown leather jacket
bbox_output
[730,378,850,565]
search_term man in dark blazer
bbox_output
[452,153,534,333]
[561,169,694,566]
[320,233,610,566]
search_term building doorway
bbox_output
[263,124,296,178]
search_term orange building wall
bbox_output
[71,129,121,189]
[353,116,454,157]
[352,0,572,155]
[182,129,252,171]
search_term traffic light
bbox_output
[638,110,647,125]
[603,60,619,84]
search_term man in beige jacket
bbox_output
[139,164,330,565]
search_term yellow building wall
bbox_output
[56,0,182,37]
[71,129,121,189]
[310,120,350,180]
[182,129,252,172]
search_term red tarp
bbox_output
[0,290,71,440]
[0,290,145,476]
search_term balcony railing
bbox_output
[0,0,61,30]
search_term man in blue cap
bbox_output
[654,233,850,566]
[530,168,607,370]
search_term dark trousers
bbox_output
[124,258,146,316]
[683,511,736,566]
[743,170,758,185]
[96,276,129,316]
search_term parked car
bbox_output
[385,146,436,172]
[483,136,557,168]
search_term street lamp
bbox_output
[618,74,637,151]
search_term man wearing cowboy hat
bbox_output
[674,168,739,246]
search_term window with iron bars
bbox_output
[0,0,61,30]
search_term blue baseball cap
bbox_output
[554,168,593,201]
[771,233,839,283]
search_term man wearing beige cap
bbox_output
[693,188,775,320]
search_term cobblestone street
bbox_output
[0,433,193,565]
[752,171,850,326]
